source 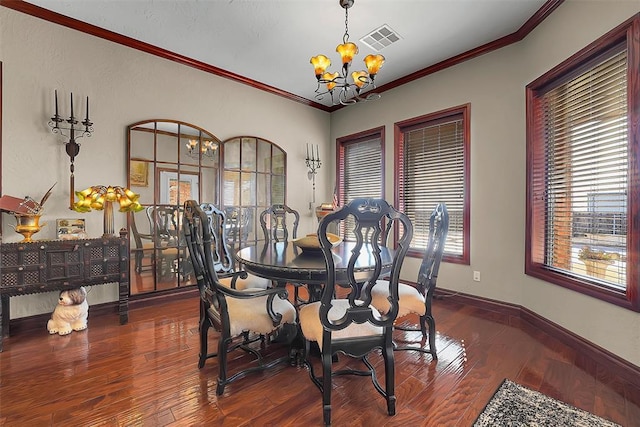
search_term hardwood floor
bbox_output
[1,293,639,426]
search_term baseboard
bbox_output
[9,287,199,335]
[435,288,640,390]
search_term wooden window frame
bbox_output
[336,127,385,205]
[525,14,640,311]
[394,104,471,264]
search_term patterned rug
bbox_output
[474,379,621,426]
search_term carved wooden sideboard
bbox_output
[0,230,129,351]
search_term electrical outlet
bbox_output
[473,271,481,282]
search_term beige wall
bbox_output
[330,0,640,367]
[0,8,329,317]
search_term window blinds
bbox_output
[533,45,627,290]
[403,117,464,254]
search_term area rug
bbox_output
[473,379,621,426]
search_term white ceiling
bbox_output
[24,0,550,109]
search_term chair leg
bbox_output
[216,336,231,395]
[426,314,437,360]
[322,349,333,426]
[198,316,210,369]
[135,252,142,274]
[383,344,396,416]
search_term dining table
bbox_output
[235,240,394,300]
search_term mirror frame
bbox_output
[127,119,222,296]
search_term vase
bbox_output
[12,214,45,242]
[583,259,613,279]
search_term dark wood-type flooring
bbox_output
[1,290,639,426]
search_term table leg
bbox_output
[1,294,10,352]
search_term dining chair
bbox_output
[298,198,413,426]
[146,205,184,279]
[370,203,449,358]
[259,204,300,243]
[259,203,307,303]
[129,212,154,274]
[182,200,298,395]
[200,203,270,290]
[223,206,252,252]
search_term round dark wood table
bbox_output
[236,240,393,286]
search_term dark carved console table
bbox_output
[0,230,130,351]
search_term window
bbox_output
[337,128,384,241]
[336,127,384,204]
[526,15,639,311]
[395,105,470,264]
[222,136,286,251]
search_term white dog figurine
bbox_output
[47,287,89,335]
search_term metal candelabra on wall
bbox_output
[47,90,94,209]
[305,143,321,210]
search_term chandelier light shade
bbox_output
[73,185,144,236]
[186,138,217,159]
[310,0,385,105]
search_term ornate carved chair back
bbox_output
[200,203,235,276]
[259,204,300,243]
[300,197,413,425]
[417,203,449,300]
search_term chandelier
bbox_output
[310,0,385,105]
[185,139,217,159]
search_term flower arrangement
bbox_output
[578,246,619,262]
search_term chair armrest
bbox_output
[215,279,291,326]
[216,279,287,300]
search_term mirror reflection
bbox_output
[222,136,286,253]
[128,120,221,295]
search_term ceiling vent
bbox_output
[359,24,401,52]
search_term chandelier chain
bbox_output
[343,7,350,44]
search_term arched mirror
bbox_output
[222,136,286,252]
[127,119,221,295]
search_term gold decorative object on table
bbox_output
[73,185,144,236]
[12,214,45,242]
[292,233,342,252]
[0,183,56,242]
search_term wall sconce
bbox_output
[48,90,94,210]
[305,143,321,210]
[73,185,143,237]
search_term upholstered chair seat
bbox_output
[299,299,383,347]
[370,280,426,318]
[223,287,296,336]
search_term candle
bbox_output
[54,90,59,117]
[316,144,319,161]
[70,93,74,118]
[306,143,310,160]
[85,96,89,121]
